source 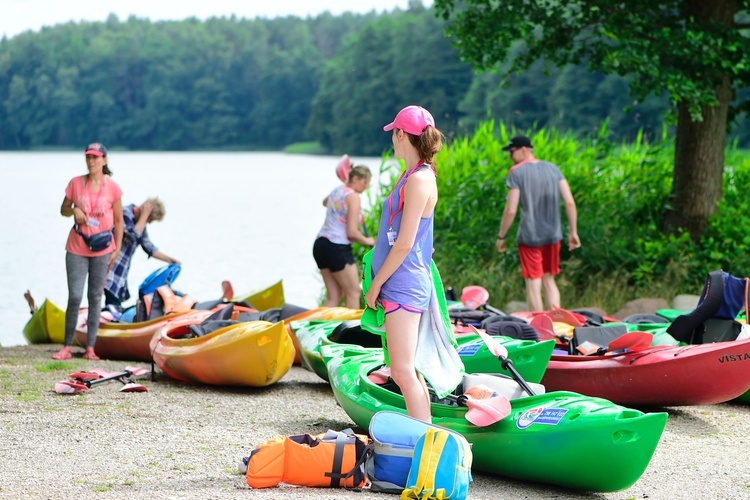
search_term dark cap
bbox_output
[501,135,533,151]
[84,142,107,157]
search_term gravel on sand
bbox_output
[1,344,749,499]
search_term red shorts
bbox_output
[518,242,561,279]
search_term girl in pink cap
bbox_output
[52,143,124,360]
[365,106,446,422]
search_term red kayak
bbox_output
[541,339,750,406]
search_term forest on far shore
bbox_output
[1,2,748,155]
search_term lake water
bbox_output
[0,151,386,347]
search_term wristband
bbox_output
[497,235,505,240]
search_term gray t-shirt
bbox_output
[506,160,565,246]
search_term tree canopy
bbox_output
[435,0,750,238]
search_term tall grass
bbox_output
[360,121,750,312]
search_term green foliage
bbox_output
[435,0,750,124]
[306,8,474,156]
[364,121,750,312]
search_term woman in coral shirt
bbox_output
[52,142,124,360]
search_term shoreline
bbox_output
[1,344,749,499]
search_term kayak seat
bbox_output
[187,319,238,338]
[667,270,748,343]
[461,373,545,400]
[572,309,604,326]
[449,308,495,327]
[570,325,629,355]
[481,319,539,341]
[623,313,669,324]
[329,321,383,348]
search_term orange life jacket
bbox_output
[246,430,369,489]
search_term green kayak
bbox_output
[292,319,554,383]
[322,345,667,492]
[23,299,66,344]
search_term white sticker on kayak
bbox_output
[517,407,569,429]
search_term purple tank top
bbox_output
[371,164,434,310]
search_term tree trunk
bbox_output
[663,78,731,239]
[662,0,736,240]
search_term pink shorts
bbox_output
[381,300,423,315]
[518,242,561,279]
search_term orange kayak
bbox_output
[74,310,208,361]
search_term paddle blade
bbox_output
[469,325,509,358]
[529,314,558,341]
[461,286,489,310]
[55,380,88,394]
[120,383,148,392]
[221,280,234,301]
[124,366,149,377]
[548,307,585,327]
[464,393,511,426]
[68,371,102,381]
[367,366,391,385]
[608,331,653,352]
[336,154,351,182]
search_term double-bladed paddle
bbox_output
[470,325,538,397]
[55,366,149,394]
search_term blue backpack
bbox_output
[366,411,472,498]
[401,427,472,500]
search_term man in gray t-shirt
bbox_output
[496,135,581,311]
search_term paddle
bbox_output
[470,325,537,397]
[90,367,149,392]
[367,366,511,426]
[55,367,149,394]
[460,285,505,315]
[24,289,37,314]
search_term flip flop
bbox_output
[51,347,72,360]
[83,348,100,361]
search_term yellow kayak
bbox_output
[233,280,285,311]
[23,299,66,344]
[150,316,294,387]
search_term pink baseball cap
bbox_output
[84,142,107,157]
[383,105,435,136]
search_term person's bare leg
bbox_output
[320,269,343,306]
[24,290,37,313]
[331,263,362,309]
[385,309,430,422]
[542,273,560,309]
[525,277,544,311]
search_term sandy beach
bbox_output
[1,344,749,499]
